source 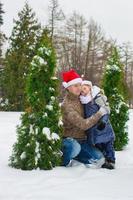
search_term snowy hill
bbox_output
[0,111,133,200]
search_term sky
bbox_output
[1,0,133,45]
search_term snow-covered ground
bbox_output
[0,111,133,200]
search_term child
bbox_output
[80,80,115,169]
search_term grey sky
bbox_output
[2,0,133,45]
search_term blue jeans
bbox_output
[62,138,81,166]
[62,137,104,166]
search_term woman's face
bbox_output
[67,83,82,96]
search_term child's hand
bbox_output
[99,106,110,116]
[95,95,108,107]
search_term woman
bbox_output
[61,69,110,167]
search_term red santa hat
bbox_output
[62,69,82,88]
[82,80,92,88]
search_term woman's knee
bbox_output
[63,138,81,158]
[71,139,81,158]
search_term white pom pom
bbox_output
[62,82,68,88]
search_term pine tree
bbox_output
[3,3,41,111]
[102,47,129,150]
[0,1,4,25]
[0,1,6,103]
[9,31,63,170]
[0,1,5,63]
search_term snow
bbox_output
[35,142,40,161]
[42,112,48,118]
[29,124,34,134]
[20,152,26,160]
[37,46,51,56]
[106,64,121,72]
[51,132,60,140]
[58,118,63,126]
[0,111,133,200]
[42,127,60,141]
[51,77,58,80]
[0,98,9,107]
[42,127,51,140]
[51,96,56,101]
[33,55,47,66]
[49,87,55,92]
[46,104,53,111]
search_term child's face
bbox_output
[81,84,91,96]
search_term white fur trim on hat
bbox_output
[62,78,82,88]
[62,82,68,88]
[82,80,92,87]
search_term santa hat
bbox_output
[82,80,92,87]
[62,69,82,88]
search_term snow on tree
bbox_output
[102,46,129,150]
[9,31,63,170]
[3,3,41,111]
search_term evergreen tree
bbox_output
[0,1,4,25]
[0,1,6,103]
[102,47,129,150]
[9,31,63,170]
[3,3,41,111]
[0,1,5,63]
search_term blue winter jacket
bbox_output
[84,97,115,145]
